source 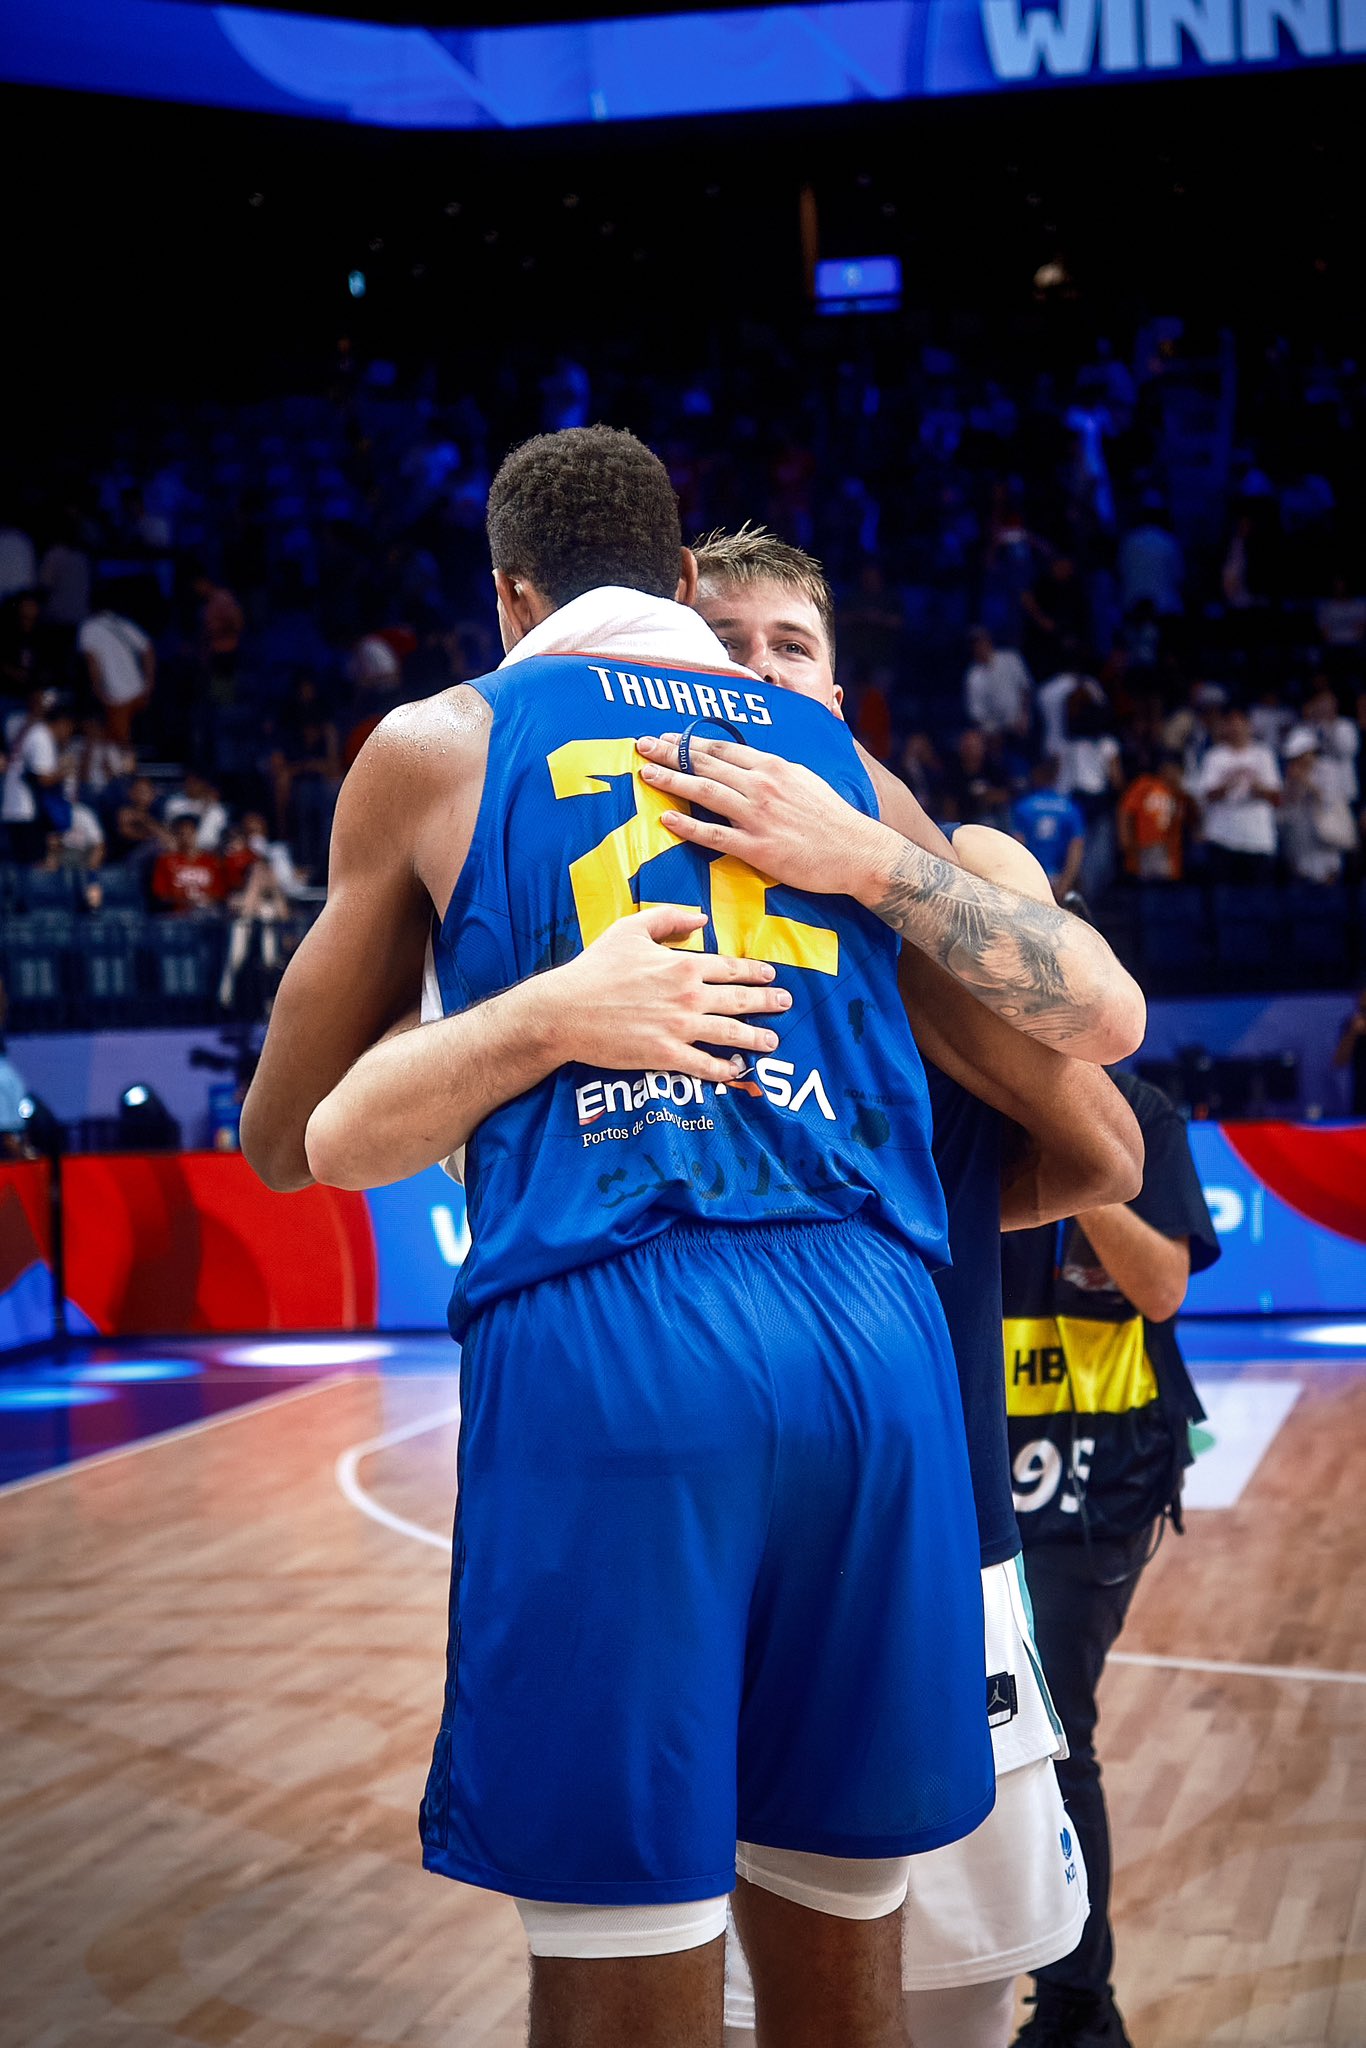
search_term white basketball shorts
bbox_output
[724,1557,1088,2026]
[900,1555,1089,1989]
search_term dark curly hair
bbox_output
[486,425,682,608]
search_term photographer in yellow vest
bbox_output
[1003,1068,1219,2048]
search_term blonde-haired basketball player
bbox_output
[680,527,1117,2048]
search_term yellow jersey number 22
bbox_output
[546,737,839,975]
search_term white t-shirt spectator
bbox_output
[2,719,59,824]
[964,648,1032,734]
[1118,522,1184,616]
[1058,732,1121,801]
[1196,742,1282,856]
[79,611,151,706]
[1039,671,1105,759]
[1283,716,1359,807]
[39,544,92,628]
[1280,765,1353,885]
[0,526,36,604]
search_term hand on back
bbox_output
[555,904,792,1084]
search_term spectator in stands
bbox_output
[0,588,62,695]
[839,561,908,679]
[980,491,1044,648]
[0,518,36,605]
[1038,653,1105,759]
[898,730,944,815]
[110,777,171,867]
[1118,499,1184,618]
[1249,682,1294,754]
[69,716,134,802]
[1117,754,1197,882]
[218,839,290,1012]
[342,627,413,766]
[79,604,155,744]
[1012,756,1086,901]
[1333,989,1366,1118]
[0,977,32,1150]
[1163,678,1227,785]
[268,673,341,874]
[2,686,65,863]
[151,815,225,913]
[163,771,229,851]
[1317,574,1366,653]
[1279,733,1356,885]
[38,518,92,633]
[1284,678,1359,810]
[941,726,1011,829]
[964,624,1032,736]
[194,570,245,677]
[1022,554,1088,680]
[1194,707,1282,883]
[239,809,303,897]
[1119,597,1164,678]
[42,796,106,909]
[1057,684,1124,898]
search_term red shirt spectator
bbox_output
[1117,757,1196,881]
[152,818,225,910]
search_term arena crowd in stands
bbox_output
[2,310,1364,1027]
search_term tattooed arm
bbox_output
[635,733,1145,1063]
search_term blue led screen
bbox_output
[1,0,1361,130]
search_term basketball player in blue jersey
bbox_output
[245,429,1143,2048]
[303,524,1144,2048]
[645,530,1135,2048]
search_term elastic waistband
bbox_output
[629,1212,885,1263]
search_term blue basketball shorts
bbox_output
[419,1215,993,1905]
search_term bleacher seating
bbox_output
[18,867,80,915]
[1,915,70,1033]
[93,865,149,912]
[1212,886,1285,988]
[70,913,143,1029]
[1133,887,1211,993]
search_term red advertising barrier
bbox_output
[62,1153,378,1336]
[0,1160,53,1349]
[1221,1121,1366,1247]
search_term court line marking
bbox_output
[335,1409,1366,1687]
[334,1404,459,1553]
[0,1371,359,1499]
[1110,1650,1366,1687]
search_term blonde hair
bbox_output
[692,522,836,661]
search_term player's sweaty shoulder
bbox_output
[337,686,492,911]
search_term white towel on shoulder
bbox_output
[497,583,758,679]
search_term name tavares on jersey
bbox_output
[588,667,774,726]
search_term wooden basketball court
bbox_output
[2,1345,1363,2048]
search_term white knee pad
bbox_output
[903,1974,1018,2048]
[514,1893,729,1960]
[735,1841,912,1921]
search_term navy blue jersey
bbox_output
[432,654,948,1334]
[926,1060,1020,1567]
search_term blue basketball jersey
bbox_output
[925,1060,1019,1567]
[431,652,948,1333]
